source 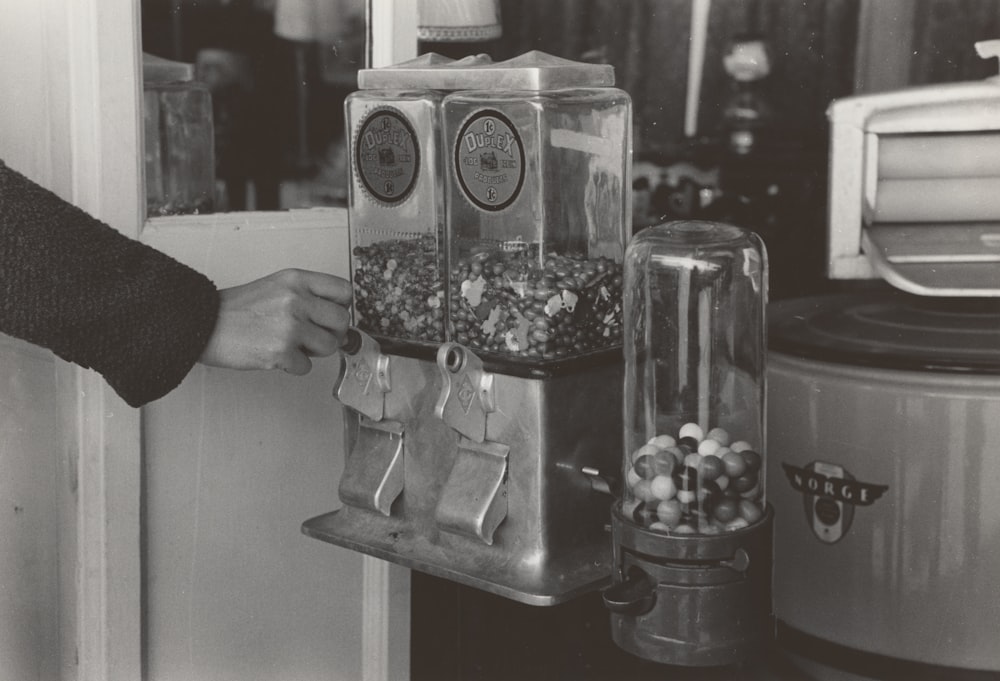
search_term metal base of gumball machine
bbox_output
[603,502,774,667]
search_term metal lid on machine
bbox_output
[357,50,616,91]
[768,292,1000,374]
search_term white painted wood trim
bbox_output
[362,558,412,681]
[369,0,419,68]
[62,1,411,679]
[61,1,144,680]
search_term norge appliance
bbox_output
[766,39,1000,677]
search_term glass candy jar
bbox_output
[621,221,768,536]
[441,52,631,367]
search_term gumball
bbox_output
[626,467,642,489]
[622,498,641,519]
[698,479,722,505]
[663,446,686,467]
[648,434,676,449]
[656,499,683,527]
[715,475,730,491]
[740,479,762,501]
[631,443,661,463]
[698,454,724,481]
[649,521,672,533]
[699,520,723,535]
[650,475,677,501]
[633,454,657,480]
[713,498,739,524]
[678,422,704,442]
[730,440,753,453]
[651,450,676,477]
[725,517,750,532]
[684,452,703,469]
[739,499,764,524]
[632,502,658,526]
[740,449,762,474]
[632,479,657,503]
[697,438,722,457]
[706,427,731,446]
[722,450,748,478]
[677,489,697,504]
[673,524,697,535]
[678,436,700,451]
[674,465,699,491]
[732,472,758,493]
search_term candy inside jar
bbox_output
[621,221,768,537]
[352,234,447,343]
[448,242,623,361]
[622,422,764,535]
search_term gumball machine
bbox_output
[603,220,773,666]
[303,52,633,605]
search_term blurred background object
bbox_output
[143,53,216,216]
[417,0,502,43]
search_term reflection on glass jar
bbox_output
[621,220,768,536]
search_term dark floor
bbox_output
[410,571,1000,681]
[410,571,808,681]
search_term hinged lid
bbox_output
[827,40,1000,297]
[358,50,615,91]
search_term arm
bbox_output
[0,160,351,407]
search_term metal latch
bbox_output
[334,328,392,422]
[434,437,509,545]
[434,343,496,443]
[338,417,404,516]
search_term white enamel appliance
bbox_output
[766,40,1000,677]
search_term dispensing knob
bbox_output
[581,466,617,497]
[434,343,496,443]
[602,566,657,616]
[720,548,751,574]
[335,328,392,422]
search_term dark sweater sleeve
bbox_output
[0,160,220,407]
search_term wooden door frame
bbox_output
[62,1,416,679]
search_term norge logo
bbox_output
[781,462,888,544]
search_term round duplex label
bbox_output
[355,108,419,205]
[454,110,525,212]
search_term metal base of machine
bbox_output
[605,504,774,666]
[303,505,613,605]
[303,349,623,606]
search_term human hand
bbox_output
[199,268,353,375]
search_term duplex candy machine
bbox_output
[302,52,633,605]
[303,51,773,667]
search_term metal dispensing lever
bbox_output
[432,343,509,545]
[333,328,404,516]
[602,567,657,616]
[434,342,496,443]
[334,327,392,422]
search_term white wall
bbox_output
[140,215,367,681]
[0,337,61,681]
[0,3,72,680]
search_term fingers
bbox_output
[286,268,353,305]
[200,268,355,376]
[302,292,352,338]
[282,350,314,376]
[295,316,347,358]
